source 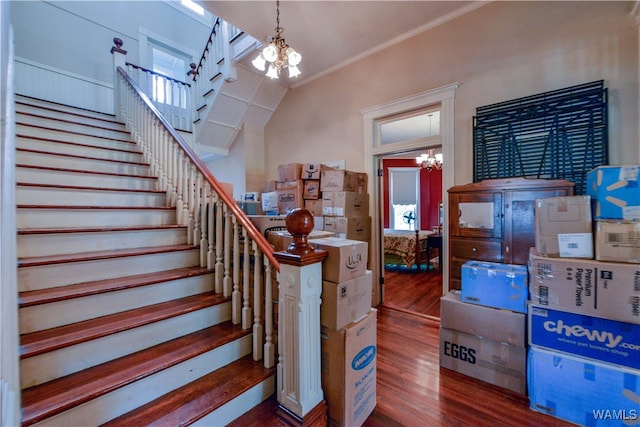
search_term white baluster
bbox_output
[223,205,232,297]
[215,199,223,293]
[263,256,275,369]
[207,190,215,269]
[253,242,263,362]
[232,215,241,325]
[200,183,209,267]
[242,227,251,330]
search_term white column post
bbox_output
[274,209,328,427]
[110,37,127,121]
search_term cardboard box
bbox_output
[276,180,303,214]
[529,249,640,324]
[461,261,528,313]
[248,215,286,236]
[303,179,320,200]
[586,165,640,220]
[304,199,323,217]
[332,192,370,217]
[595,220,640,263]
[351,172,368,194]
[277,163,303,183]
[267,229,335,252]
[528,304,640,370]
[321,169,355,192]
[261,180,278,193]
[322,270,372,330]
[535,195,593,258]
[321,309,377,427]
[439,327,527,395]
[261,191,278,213]
[322,191,335,215]
[312,237,368,284]
[528,346,640,426]
[324,216,371,242]
[301,163,322,180]
[238,201,262,215]
[440,290,526,347]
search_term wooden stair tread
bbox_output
[16,134,142,154]
[17,111,129,133]
[16,97,120,123]
[17,147,150,167]
[16,122,134,143]
[21,321,248,426]
[101,355,274,427]
[17,182,165,194]
[20,291,228,359]
[18,224,186,235]
[19,266,211,307]
[17,204,173,211]
[18,244,196,267]
[16,163,157,179]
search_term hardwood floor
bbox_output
[229,306,572,427]
[382,264,442,318]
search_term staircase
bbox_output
[15,95,275,426]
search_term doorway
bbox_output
[380,151,443,318]
[362,83,459,313]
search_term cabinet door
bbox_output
[450,192,503,239]
[504,188,571,264]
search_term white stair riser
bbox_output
[19,249,200,291]
[17,151,150,176]
[15,97,117,122]
[17,207,175,229]
[17,186,167,208]
[21,303,234,389]
[16,106,125,131]
[194,377,275,427]
[17,137,143,163]
[16,125,135,150]
[17,114,130,141]
[30,336,251,427]
[20,274,215,334]
[17,167,157,191]
[18,228,188,258]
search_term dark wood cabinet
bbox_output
[448,177,574,290]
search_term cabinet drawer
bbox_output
[450,238,502,262]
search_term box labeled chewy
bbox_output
[529,249,640,324]
[321,309,377,427]
[440,290,526,347]
[461,261,528,313]
[322,270,372,330]
[534,195,593,258]
[528,346,640,427]
[529,305,640,370]
[586,165,640,220]
[312,237,368,283]
[439,327,527,394]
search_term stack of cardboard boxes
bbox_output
[313,236,377,427]
[439,262,529,394]
[527,165,640,426]
[259,163,371,243]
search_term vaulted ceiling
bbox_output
[199,1,481,88]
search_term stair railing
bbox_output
[124,62,193,132]
[113,54,278,369]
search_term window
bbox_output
[181,0,204,16]
[379,108,440,146]
[149,42,190,108]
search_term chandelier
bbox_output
[251,0,301,79]
[416,149,443,172]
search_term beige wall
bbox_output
[264,1,638,186]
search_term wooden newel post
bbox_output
[274,208,328,427]
[110,37,127,121]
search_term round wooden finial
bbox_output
[113,38,123,49]
[285,208,315,255]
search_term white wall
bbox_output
[10,0,212,113]
[264,1,639,186]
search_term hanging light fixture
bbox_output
[251,0,302,79]
[416,149,443,172]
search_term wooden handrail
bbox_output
[117,66,280,270]
[191,17,221,82]
[125,62,191,87]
